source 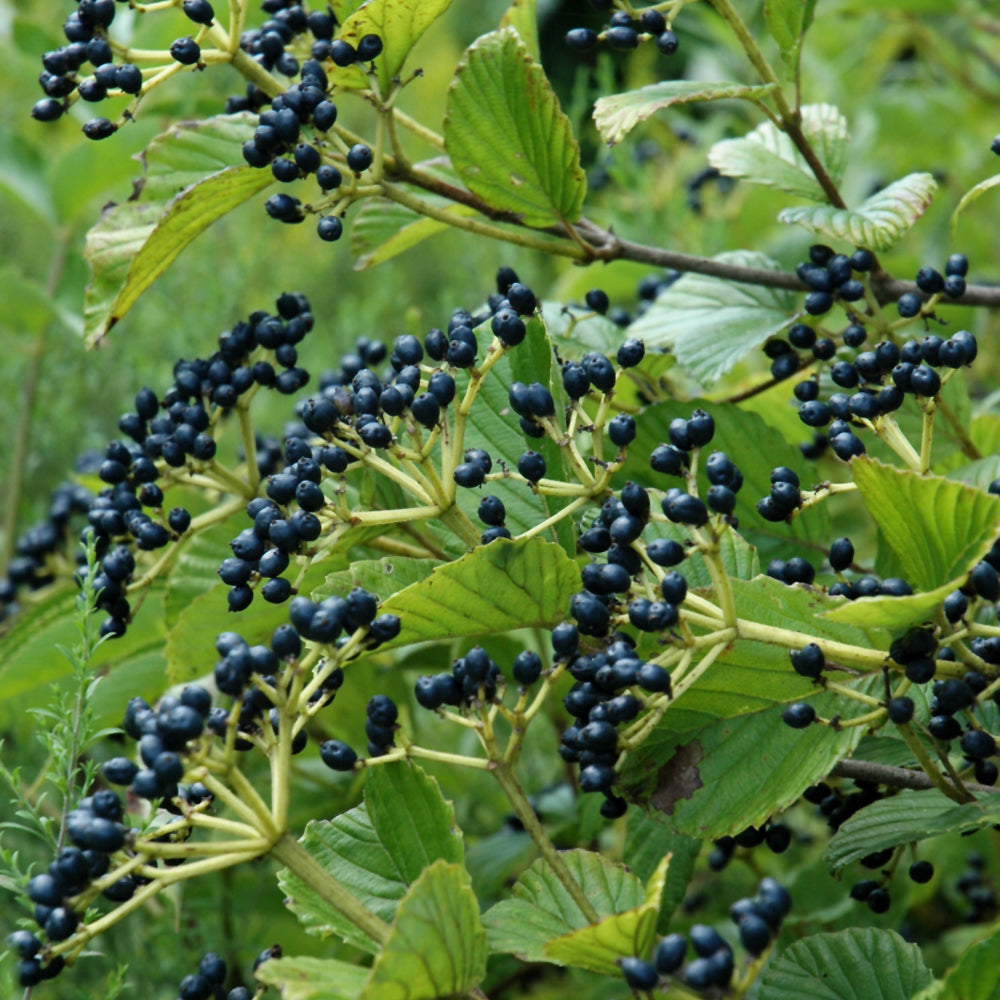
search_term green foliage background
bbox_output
[3,0,1000,996]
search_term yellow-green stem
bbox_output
[270,832,390,946]
[897,723,972,804]
[490,763,600,923]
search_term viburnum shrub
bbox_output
[5,0,1000,997]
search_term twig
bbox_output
[833,758,1000,796]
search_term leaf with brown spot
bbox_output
[648,741,703,815]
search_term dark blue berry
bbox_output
[782,702,815,728]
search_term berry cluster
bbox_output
[12,777,139,986]
[760,246,977,463]
[86,293,316,635]
[30,0,140,130]
[12,590,403,973]
[111,683,214,803]
[414,645,505,712]
[565,4,679,56]
[557,627,668,818]
[164,951,234,1000]
[0,481,93,624]
[707,819,794,870]
[228,8,383,240]
[616,878,791,993]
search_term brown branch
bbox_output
[396,161,1000,309]
[833,758,1000,796]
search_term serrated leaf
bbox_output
[365,761,464,877]
[594,81,777,147]
[256,956,368,1000]
[500,0,539,62]
[332,0,453,92]
[755,928,933,1000]
[445,27,585,227]
[623,812,700,929]
[483,850,645,963]
[822,579,958,628]
[622,680,881,838]
[825,790,999,873]
[83,114,272,345]
[853,457,1000,592]
[934,922,1000,1000]
[375,537,579,650]
[778,172,937,251]
[543,855,669,974]
[360,861,486,1000]
[278,763,463,953]
[708,104,848,201]
[540,301,630,358]
[626,251,795,385]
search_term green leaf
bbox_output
[278,762,463,953]
[933,922,1000,1000]
[0,584,167,703]
[951,172,1000,242]
[365,761,464,877]
[755,928,933,1000]
[483,850,645,963]
[256,956,368,1000]
[778,172,937,252]
[375,537,579,650]
[164,554,336,686]
[623,811,701,928]
[706,575,886,699]
[852,457,1000,592]
[708,104,848,201]
[626,252,796,386]
[822,579,959,628]
[334,0,453,93]
[163,511,246,627]
[764,0,818,63]
[825,790,999,873]
[444,27,586,227]
[500,0,540,62]
[542,855,669,975]
[350,195,478,269]
[0,266,60,332]
[622,683,880,838]
[539,301,627,358]
[315,556,441,603]
[360,861,487,1000]
[165,582,283,686]
[594,81,777,147]
[82,114,272,345]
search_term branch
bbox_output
[395,167,1000,308]
[833,758,1000,796]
